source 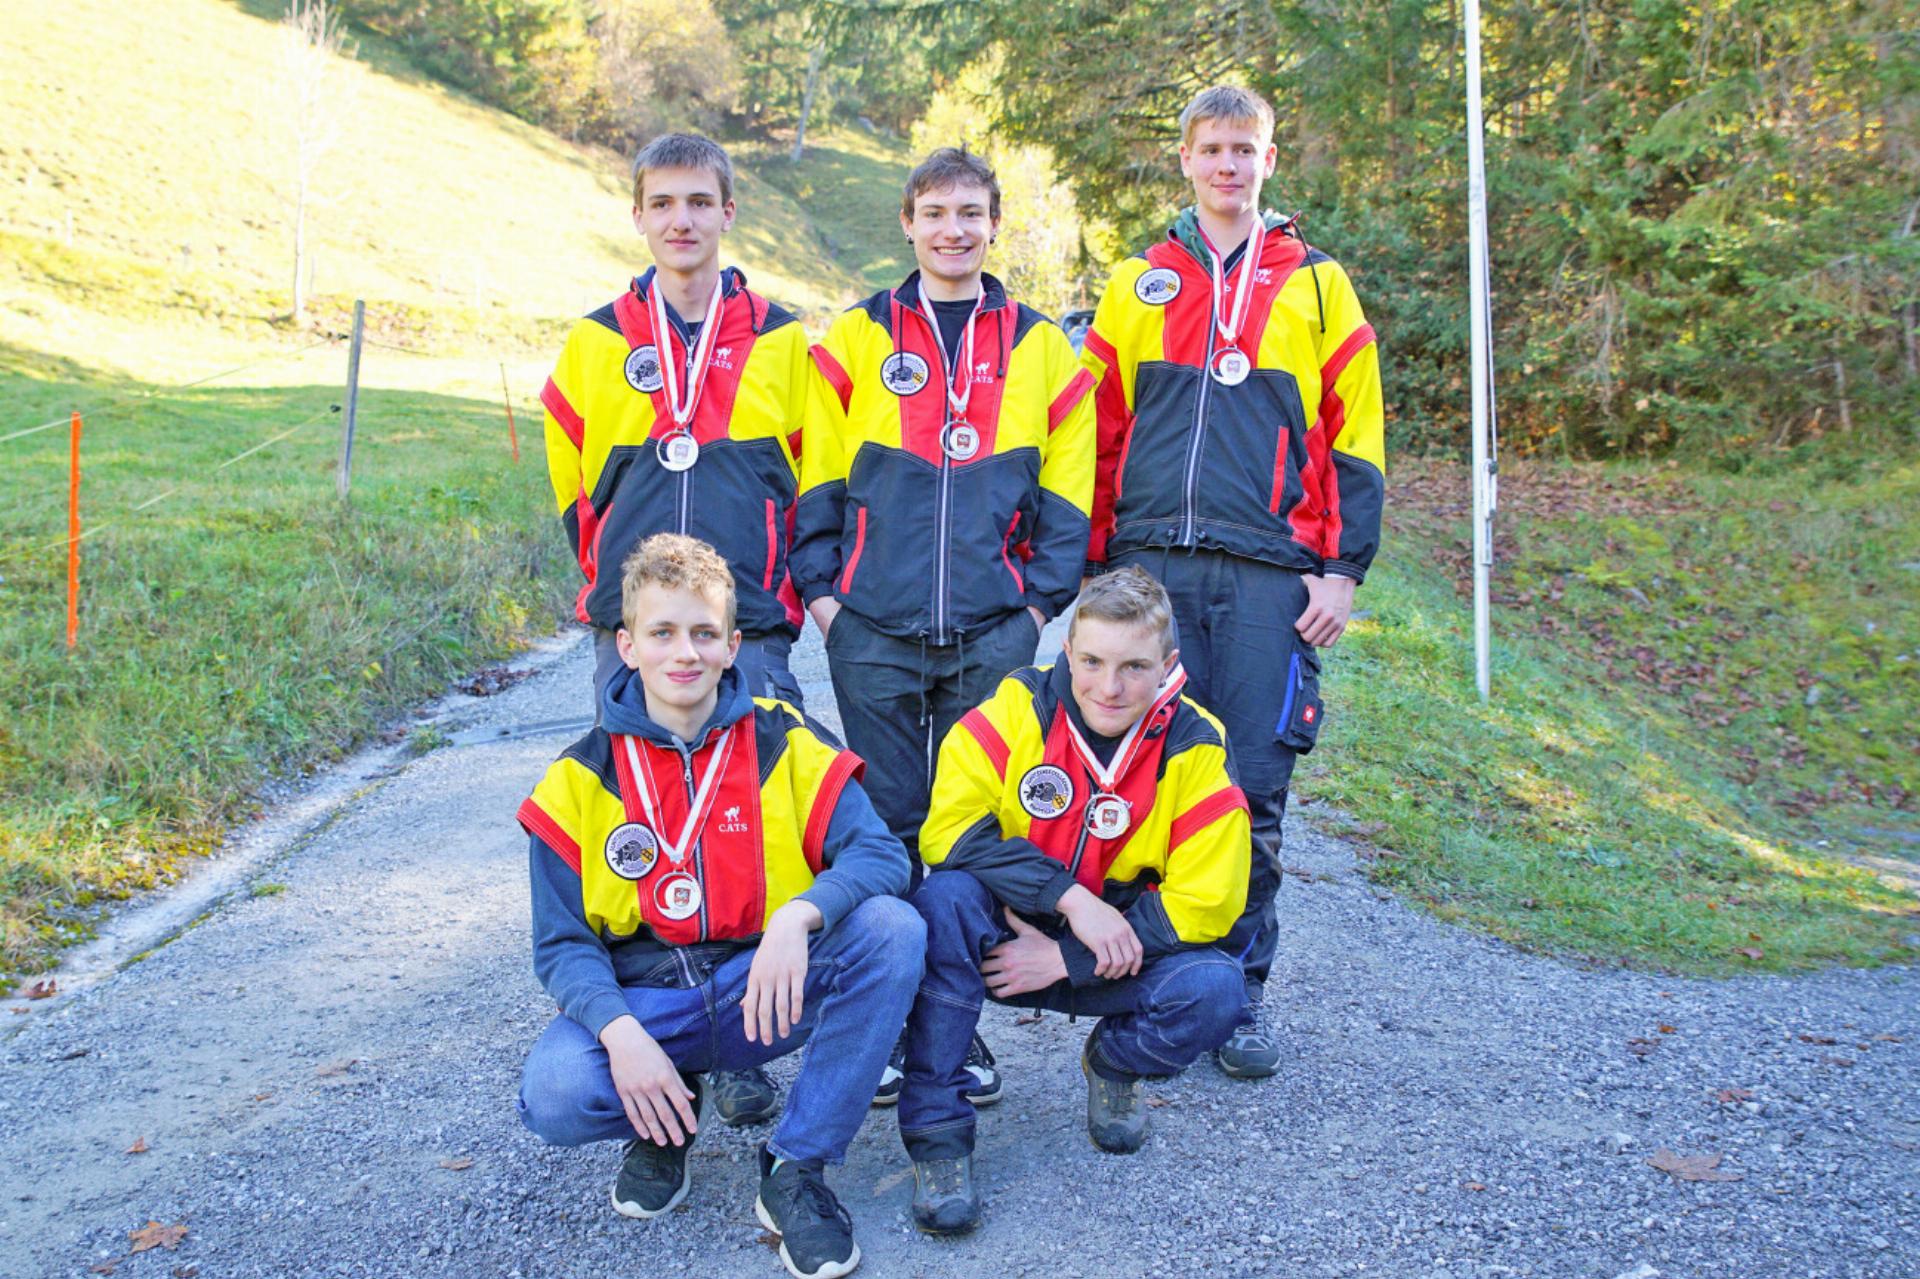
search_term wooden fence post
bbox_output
[66,411,81,648]
[337,299,364,500]
[499,362,520,463]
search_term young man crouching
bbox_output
[515,533,921,1279]
[896,566,1250,1234]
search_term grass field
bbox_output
[1308,458,1920,974]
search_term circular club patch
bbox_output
[604,822,660,880]
[1018,764,1075,820]
[623,345,664,394]
[880,351,931,396]
[1134,267,1182,306]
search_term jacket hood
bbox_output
[1168,207,1296,270]
[893,269,1011,316]
[600,662,755,748]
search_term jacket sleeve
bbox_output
[1054,745,1250,987]
[798,772,913,933]
[540,324,591,574]
[1024,323,1096,620]
[921,703,1078,915]
[792,316,858,606]
[1313,262,1384,582]
[519,772,633,1038]
[1080,271,1137,571]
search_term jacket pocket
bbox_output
[1274,637,1324,753]
[837,505,868,594]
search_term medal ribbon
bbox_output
[1203,216,1267,353]
[646,270,727,431]
[622,724,737,868]
[1058,665,1188,799]
[928,292,983,425]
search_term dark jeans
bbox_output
[517,897,924,1166]
[897,870,1245,1161]
[1111,548,1312,1000]
[823,608,1039,872]
[592,628,804,721]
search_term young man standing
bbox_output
[897,567,1250,1234]
[1080,87,1385,1079]
[541,133,813,1125]
[516,534,920,1279]
[793,147,1098,1105]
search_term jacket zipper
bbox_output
[1065,764,1095,883]
[906,297,958,645]
[676,468,690,535]
[1179,323,1217,548]
[675,740,708,942]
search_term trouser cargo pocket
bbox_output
[1274,637,1324,753]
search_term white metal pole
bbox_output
[1464,0,1493,702]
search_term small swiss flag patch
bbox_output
[1303,706,1316,723]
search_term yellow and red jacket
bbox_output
[516,668,907,1032]
[920,661,1250,985]
[1082,210,1385,580]
[793,271,1095,643]
[541,266,811,638]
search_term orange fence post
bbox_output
[499,362,520,463]
[66,410,81,648]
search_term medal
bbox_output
[1211,349,1250,386]
[1203,217,1266,388]
[654,872,703,920]
[659,433,699,472]
[645,269,726,469]
[941,421,980,461]
[1085,795,1132,839]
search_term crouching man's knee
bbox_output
[833,894,927,991]
[1154,953,1250,1056]
[517,1036,624,1147]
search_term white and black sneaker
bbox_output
[609,1072,701,1218]
[962,1032,1002,1106]
[870,1032,905,1107]
[755,1145,860,1279]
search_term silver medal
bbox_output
[659,434,699,472]
[1211,349,1250,387]
[654,872,703,920]
[1085,794,1132,839]
[941,422,980,462]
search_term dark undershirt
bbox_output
[1082,725,1124,767]
[928,297,977,371]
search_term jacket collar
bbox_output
[1167,207,1297,272]
[600,663,754,751]
[894,269,1010,317]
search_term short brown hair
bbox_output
[620,533,737,633]
[1178,86,1276,147]
[1068,566,1176,657]
[630,132,734,206]
[901,146,1000,221]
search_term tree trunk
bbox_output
[790,41,823,163]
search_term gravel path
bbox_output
[2,627,1915,1279]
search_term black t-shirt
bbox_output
[928,297,977,372]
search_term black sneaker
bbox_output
[609,1072,701,1218]
[1081,1031,1147,1154]
[910,1155,981,1235]
[870,1032,905,1107]
[962,1032,1002,1107]
[1215,1006,1282,1079]
[711,1065,780,1126]
[755,1145,860,1279]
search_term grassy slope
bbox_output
[1309,459,1920,974]
[0,0,912,982]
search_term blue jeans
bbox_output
[897,870,1245,1161]
[518,896,924,1166]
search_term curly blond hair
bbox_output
[620,533,736,633]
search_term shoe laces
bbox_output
[776,1165,850,1231]
[624,1138,681,1178]
[966,1033,996,1068]
[919,1159,969,1199]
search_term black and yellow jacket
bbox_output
[792,271,1095,643]
[1081,209,1385,581]
[920,662,1250,986]
[517,666,909,1036]
[541,267,812,639]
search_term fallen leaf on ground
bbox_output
[1799,1033,1837,1045]
[25,979,56,1000]
[1825,1056,1855,1068]
[1145,1096,1169,1108]
[1283,865,1316,883]
[1734,947,1764,961]
[1462,1181,1487,1191]
[89,1261,119,1275]
[1647,1149,1742,1182]
[1657,1025,1677,1034]
[172,1267,199,1278]
[314,1059,359,1077]
[1627,1037,1660,1056]
[1013,1011,1044,1026]
[755,1229,782,1252]
[9,1007,28,1015]
[251,1092,272,1102]
[438,1157,473,1171]
[125,1137,149,1155]
[129,1222,189,1253]
[1873,1034,1904,1043]
[1713,1087,1754,1104]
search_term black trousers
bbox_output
[1112,548,1320,1000]
[823,607,1040,875]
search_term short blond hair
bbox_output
[1068,566,1176,657]
[1179,85,1276,147]
[620,533,736,633]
